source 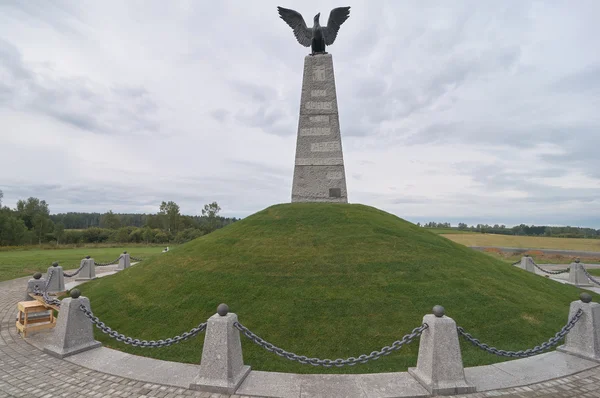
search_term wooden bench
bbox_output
[16,300,56,337]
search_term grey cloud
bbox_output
[0,1,83,36]
[551,65,600,94]
[2,1,600,226]
[210,109,230,123]
[235,105,287,130]
[230,81,277,103]
[0,38,31,79]
[0,39,161,135]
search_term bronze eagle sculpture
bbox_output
[277,6,351,55]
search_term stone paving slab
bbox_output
[465,352,598,391]
[3,268,600,397]
[237,371,430,398]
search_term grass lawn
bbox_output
[443,233,600,252]
[587,268,600,277]
[0,246,164,282]
[78,203,595,374]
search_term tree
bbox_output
[54,222,65,245]
[0,189,3,207]
[458,223,468,230]
[159,201,181,233]
[202,201,221,232]
[16,197,53,244]
[0,208,28,245]
[100,210,121,229]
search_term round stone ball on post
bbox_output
[117,252,131,270]
[46,262,66,294]
[24,273,46,301]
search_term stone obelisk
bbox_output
[291,54,348,203]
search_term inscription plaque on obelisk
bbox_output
[291,54,348,203]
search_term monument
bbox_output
[278,6,351,203]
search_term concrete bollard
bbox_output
[24,273,46,301]
[190,304,251,394]
[44,289,102,358]
[557,293,600,362]
[75,256,97,281]
[519,255,536,273]
[46,262,65,293]
[408,306,475,395]
[568,259,592,287]
[117,251,131,270]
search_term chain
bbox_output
[94,256,122,266]
[511,260,521,266]
[63,263,86,278]
[457,309,583,358]
[530,259,570,275]
[581,266,600,286]
[129,256,143,262]
[234,322,427,367]
[78,305,206,347]
[33,268,62,307]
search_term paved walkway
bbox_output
[2,271,600,397]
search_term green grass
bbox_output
[587,269,600,277]
[78,203,596,374]
[0,246,163,282]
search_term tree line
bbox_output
[0,190,238,246]
[420,221,600,238]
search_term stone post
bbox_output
[568,259,592,287]
[190,304,251,394]
[75,256,97,281]
[519,255,536,273]
[44,289,102,358]
[46,262,65,293]
[117,251,131,270]
[408,306,475,395]
[24,273,46,301]
[557,293,600,362]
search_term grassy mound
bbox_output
[79,203,593,374]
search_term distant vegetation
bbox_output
[0,189,237,247]
[419,221,600,239]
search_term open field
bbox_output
[443,233,600,252]
[424,228,476,235]
[479,248,600,265]
[79,203,594,374]
[0,246,165,282]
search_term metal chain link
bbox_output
[234,321,427,367]
[129,256,143,261]
[78,305,206,347]
[511,260,521,266]
[530,259,570,275]
[457,308,583,358]
[94,256,122,266]
[581,266,600,286]
[63,263,86,278]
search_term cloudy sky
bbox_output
[1,0,599,227]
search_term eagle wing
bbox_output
[277,6,312,47]
[323,6,351,46]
